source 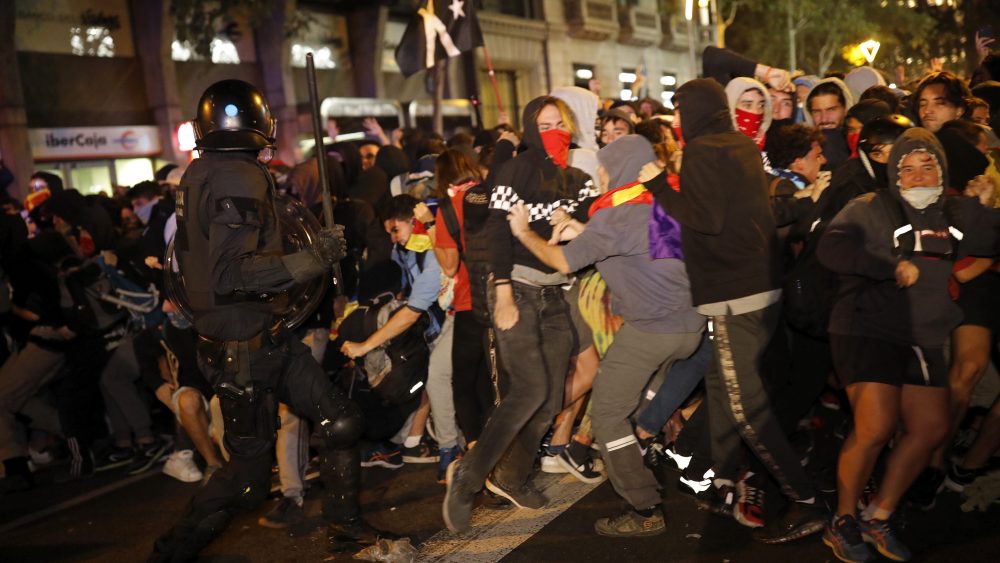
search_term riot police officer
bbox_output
[150,79,377,561]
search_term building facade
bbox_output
[0,0,715,199]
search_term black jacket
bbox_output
[485,97,598,281]
[647,78,780,306]
[818,128,997,346]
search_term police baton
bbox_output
[306,52,344,296]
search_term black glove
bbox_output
[312,225,348,267]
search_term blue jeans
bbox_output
[636,332,713,435]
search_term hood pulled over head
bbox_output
[550,86,600,152]
[724,77,773,140]
[887,128,949,204]
[674,78,733,142]
[597,134,657,189]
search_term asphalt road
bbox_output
[3,453,1000,563]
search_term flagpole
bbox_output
[480,40,507,124]
[433,60,445,135]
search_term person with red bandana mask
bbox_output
[725,77,773,150]
[443,96,600,533]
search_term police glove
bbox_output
[311,225,348,267]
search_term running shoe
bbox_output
[823,514,876,563]
[401,441,439,464]
[858,516,912,561]
[360,442,403,469]
[734,472,766,528]
[437,446,462,484]
[127,436,171,475]
[555,448,606,484]
[944,462,988,493]
[594,505,665,537]
[485,475,546,509]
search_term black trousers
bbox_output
[450,311,495,443]
[150,335,363,562]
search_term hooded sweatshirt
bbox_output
[645,78,781,307]
[551,86,600,180]
[844,66,887,106]
[486,97,600,284]
[724,77,773,149]
[818,128,996,347]
[804,77,855,168]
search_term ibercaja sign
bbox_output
[29,126,161,161]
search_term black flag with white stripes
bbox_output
[394,0,483,78]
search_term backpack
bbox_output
[460,182,494,327]
[59,255,162,337]
[339,292,430,405]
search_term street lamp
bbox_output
[860,39,880,65]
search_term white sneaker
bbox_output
[541,454,568,474]
[163,450,203,483]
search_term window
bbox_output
[573,64,595,89]
[619,68,637,101]
[660,73,678,108]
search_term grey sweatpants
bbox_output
[591,323,702,510]
[426,314,459,449]
[0,342,65,461]
[99,337,153,443]
[706,304,815,500]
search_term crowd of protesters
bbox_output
[4,40,1000,562]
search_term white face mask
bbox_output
[900,186,942,210]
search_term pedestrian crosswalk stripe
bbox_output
[418,473,600,563]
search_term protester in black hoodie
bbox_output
[818,128,996,562]
[443,96,599,533]
[644,78,826,544]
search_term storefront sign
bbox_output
[29,126,161,161]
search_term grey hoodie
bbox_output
[802,77,855,128]
[818,128,996,346]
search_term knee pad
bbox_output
[318,396,364,449]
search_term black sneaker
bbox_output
[594,505,666,537]
[443,460,475,532]
[401,441,439,464]
[639,435,667,471]
[127,437,171,475]
[94,446,136,472]
[944,462,988,493]
[753,501,826,544]
[485,475,546,509]
[555,448,606,484]
[905,467,945,511]
[823,514,877,563]
[258,496,305,529]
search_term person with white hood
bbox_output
[725,77,773,150]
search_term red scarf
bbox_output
[735,108,764,143]
[540,129,571,168]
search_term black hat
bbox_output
[194,79,276,151]
[858,114,913,154]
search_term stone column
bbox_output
[254,0,300,166]
[130,0,185,165]
[346,4,387,98]
[0,3,35,200]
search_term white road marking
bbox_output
[418,473,601,563]
[0,470,161,534]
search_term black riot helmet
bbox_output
[858,114,913,155]
[194,79,276,151]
